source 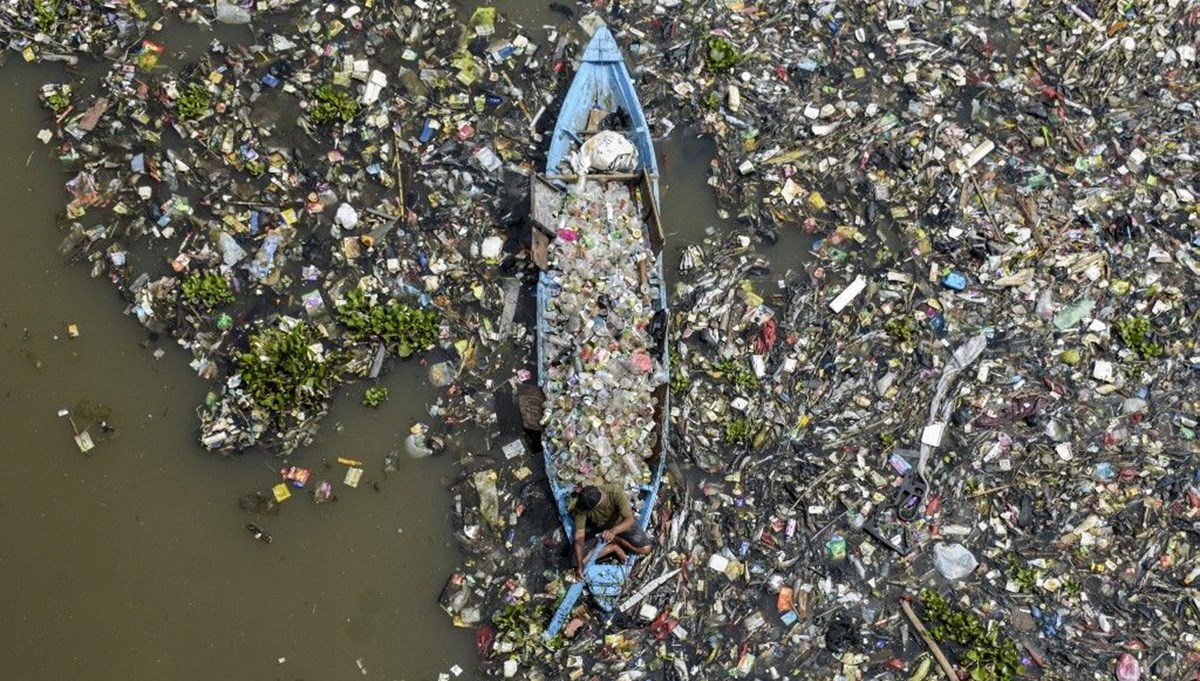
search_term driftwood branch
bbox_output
[900,598,958,681]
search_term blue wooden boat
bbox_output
[532,25,668,638]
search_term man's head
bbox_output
[575,485,602,512]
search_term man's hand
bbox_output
[600,529,616,542]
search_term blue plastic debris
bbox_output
[1030,606,1062,637]
[491,44,515,61]
[419,118,438,144]
[929,312,946,333]
[795,57,819,71]
[942,272,968,290]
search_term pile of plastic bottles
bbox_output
[542,181,664,487]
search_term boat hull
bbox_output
[533,26,668,633]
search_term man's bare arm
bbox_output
[602,512,635,541]
[573,529,587,576]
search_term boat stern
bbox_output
[585,563,628,612]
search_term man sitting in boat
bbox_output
[572,484,652,578]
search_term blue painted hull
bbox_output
[544,26,658,199]
[536,26,668,634]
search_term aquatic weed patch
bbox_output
[176,83,211,120]
[309,85,359,125]
[337,288,439,358]
[711,356,758,391]
[705,36,742,73]
[45,91,71,114]
[724,417,753,445]
[492,600,559,656]
[919,590,1021,681]
[236,322,339,423]
[181,271,235,309]
[885,315,917,344]
[33,0,59,32]
[361,386,388,407]
[1112,316,1162,360]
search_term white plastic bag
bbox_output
[215,0,251,24]
[933,543,978,581]
[579,130,638,173]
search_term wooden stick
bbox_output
[393,132,405,211]
[900,598,958,681]
[965,474,1042,499]
[968,174,1001,236]
[543,172,649,182]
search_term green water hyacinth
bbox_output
[181,271,235,309]
[236,323,338,423]
[361,386,388,408]
[919,590,1021,681]
[309,85,359,125]
[1113,316,1162,360]
[176,83,211,120]
[337,289,439,358]
[705,36,742,72]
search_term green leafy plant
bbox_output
[176,83,211,120]
[724,417,753,445]
[668,345,690,393]
[492,600,558,655]
[885,315,917,343]
[337,288,439,358]
[181,271,235,309]
[245,159,266,177]
[670,370,690,393]
[236,323,339,423]
[1005,559,1038,593]
[1112,316,1162,360]
[705,36,742,73]
[309,85,359,125]
[362,386,388,408]
[711,357,758,391]
[919,590,1022,681]
[33,0,58,32]
[1060,576,1081,598]
[45,92,71,114]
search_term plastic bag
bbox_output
[215,1,252,24]
[578,130,638,173]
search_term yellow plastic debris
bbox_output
[271,483,292,503]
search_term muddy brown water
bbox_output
[0,5,806,679]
